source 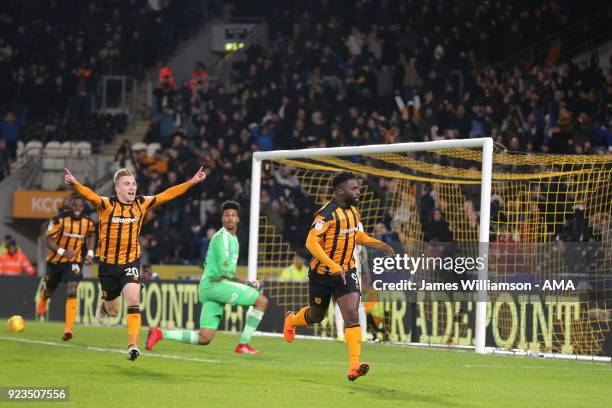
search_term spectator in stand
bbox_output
[146,150,169,176]
[558,202,594,243]
[374,223,399,245]
[423,209,454,243]
[251,120,276,151]
[0,111,20,161]
[279,254,309,281]
[158,60,176,89]
[557,202,600,274]
[0,36,12,104]
[113,140,139,174]
[183,222,207,264]
[0,235,19,256]
[200,228,216,255]
[419,185,436,224]
[142,265,160,281]
[189,61,208,90]
[0,139,10,181]
[0,240,35,276]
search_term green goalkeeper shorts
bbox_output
[198,279,260,329]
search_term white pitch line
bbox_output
[4,336,609,371]
[0,336,220,364]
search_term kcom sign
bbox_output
[13,191,70,218]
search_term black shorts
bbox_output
[45,262,83,290]
[98,260,141,301]
[308,267,360,309]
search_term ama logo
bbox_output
[542,280,576,290]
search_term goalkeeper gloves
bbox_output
[246,280,262,289]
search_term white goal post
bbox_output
[248,137,494,354]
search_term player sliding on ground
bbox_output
[283,172,395,381]
[37,196,96,341]
[146,200,268,355]
[64,166,206,361]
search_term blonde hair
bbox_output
[114,168,135,185]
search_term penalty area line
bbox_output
[0,336,221,364]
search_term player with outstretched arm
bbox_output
[283,172,395,381]
[65,166,206,361]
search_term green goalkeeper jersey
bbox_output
[200,227,239,284]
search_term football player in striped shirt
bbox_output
[64,166,206,360]
[283,172,395,381]
[37,196,96,341]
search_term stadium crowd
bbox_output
[0,0,207,158]
[1,0,610,267]
[148,0,611,155]
[132,0,610,264]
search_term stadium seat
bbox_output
[147,143,162,157]
[76,141,92,157]
[42,157,66,171]
[132,142,147,152]
[25,141,43,159]
[44,141,62,158]
[41,172,65,190]
[60,141,75,158]
[16,141,25,158]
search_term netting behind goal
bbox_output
[254,145,611,356]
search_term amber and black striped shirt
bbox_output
[73,181,193,265]
[307,201,361,274]
[46,211,96,264]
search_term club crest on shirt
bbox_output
[314,297,322,304]
[314,220,325,231]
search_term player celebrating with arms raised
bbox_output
[146,201,268,354]
[283,172,395,381]
[37,196,96,341]
[65,166,206,360]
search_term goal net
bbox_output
[249,138,611,357]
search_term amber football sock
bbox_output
[64,296,77,332]
[344,325,361,369]
[290,306,311,327]
[37,288,50,315]
[127,306,141,346]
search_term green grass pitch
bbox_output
[1,321,610,408]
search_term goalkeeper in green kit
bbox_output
[146,201,269,354]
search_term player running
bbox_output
[146,200,268,355]
[65,166,206,360]
[283,172,395,381]
[36,196,96,341]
